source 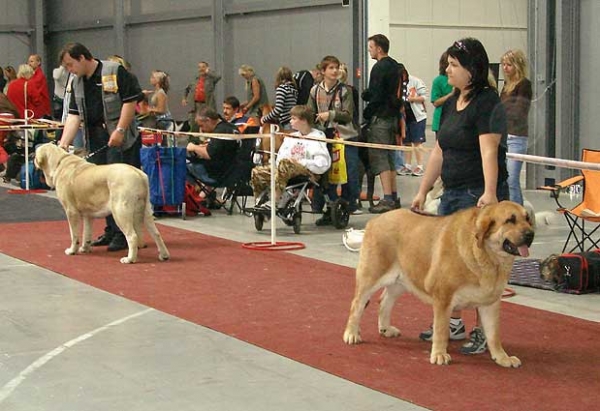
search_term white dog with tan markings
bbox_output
[34,143,169,264]
[343,201,534,367]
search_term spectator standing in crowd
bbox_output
[396,69,428,177]
[58,42,143,253]
[52,65,70,120]
[146,70,173,130]
[238,64,269,122]
[500,49,532,205]
[293,65,321,105]
[27,54,51,118]
[251,105,330,209]
[308,55,361,222]
[6,64,43,119]
[411,37,509,356]
[362,34,402,213]
[261,66,298,130]
[0,66,6,93]
[430,51,454,140]
[3,66,17,93]
[182,62,221,132]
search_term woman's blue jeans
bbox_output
[506,135,528,205]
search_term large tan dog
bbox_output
[34,143,170,264]
[343,201,534,367]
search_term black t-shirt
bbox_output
[438,88,508,189]
[69,60,142,129]
[204,120,240,180]
[363,56,401,120]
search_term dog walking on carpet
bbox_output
[343,201,535,367]
[34,143,170,264]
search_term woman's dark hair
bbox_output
[447,37,490,102]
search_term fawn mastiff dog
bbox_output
[343,201,535,367]
[34,143,170,264]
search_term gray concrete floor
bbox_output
[0,169,599,410]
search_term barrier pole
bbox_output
[269,125,278,244]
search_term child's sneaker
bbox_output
[396,166,412,176]
[419,319,466,342]
[412,166,424,177]
[460,327,487,355]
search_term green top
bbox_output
[430,74,453,132]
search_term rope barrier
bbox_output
[506,153,600,172]
[137,126,428,152]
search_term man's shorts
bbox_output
[404,118,426,144]
[367,116,397,175]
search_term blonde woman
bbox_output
[238,64,269,120]
[147,70,172,129]
[6,64,42,118]
[500,49,532,205]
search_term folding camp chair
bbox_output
[542,148,600,253]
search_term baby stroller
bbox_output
[252,172,350,234]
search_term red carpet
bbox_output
[1,220,598,411]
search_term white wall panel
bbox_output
[388,0,528,122]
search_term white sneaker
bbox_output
[412,166,424,177]
[396,166,413,176]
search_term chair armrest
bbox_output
[538,175,584,207]
[539,175,584,192]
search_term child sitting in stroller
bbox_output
[251,105,330,209]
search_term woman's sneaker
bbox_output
[460,327,487,355]
[419,319,466,341]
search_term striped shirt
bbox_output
[261,81,298,128]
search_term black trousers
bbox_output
[88,128,142,236]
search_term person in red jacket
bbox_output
[27,54,51,117]
[6,64,44,119]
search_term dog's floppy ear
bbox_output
[474,209,494,248]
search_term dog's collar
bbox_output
[55,153,70,169]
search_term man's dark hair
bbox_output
[368,34,390,54]
[59,42,93,63]
[197,106,220,120]
[223,96,240,109]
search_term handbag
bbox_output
[545,250,600,294]
[328,135,347,185]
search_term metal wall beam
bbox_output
[114,0,125,57]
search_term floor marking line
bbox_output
[0,308,154,403]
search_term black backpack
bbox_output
[293,70,315,105]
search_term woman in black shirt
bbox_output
[411,37,509,356]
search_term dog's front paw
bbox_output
[343,327,362,345]
[65,247,77,255]
[493,354,521,368]
[379,326,401,338]
[430,352,452,365]
[120,257,135,264]
[158,252,170,261]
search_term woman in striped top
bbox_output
[261,66,298,130]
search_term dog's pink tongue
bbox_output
[518,245,530,257]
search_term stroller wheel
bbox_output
[331,198,350,229]
[254,213,265,231]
